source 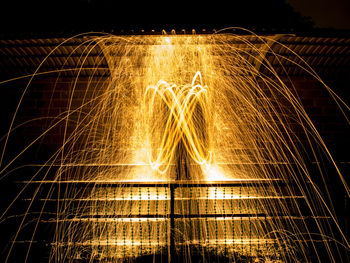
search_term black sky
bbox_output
[0,0,308,34]
[287,0,350,29]
[0,0,349,36]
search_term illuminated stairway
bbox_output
[14,166,318,262]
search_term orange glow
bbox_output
[2,31,349,263]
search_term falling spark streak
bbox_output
[0,30,349,263]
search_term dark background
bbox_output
[287,0,350,29]
[0,0,349,37]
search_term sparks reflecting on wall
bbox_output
[0,29,349,263]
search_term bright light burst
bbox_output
[0,30,349,262]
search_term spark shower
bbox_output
[0,30,349,262]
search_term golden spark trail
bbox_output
[144,71,211,174]
[0,31,349,263]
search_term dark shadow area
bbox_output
[0,0,314,37]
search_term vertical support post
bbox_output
[170,184,176,263]
[170,140,182,262]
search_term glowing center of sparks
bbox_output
[144,71,212,174]
[164,37,171,45]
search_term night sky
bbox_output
[287,0,350,29]
[0,0,349,36]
